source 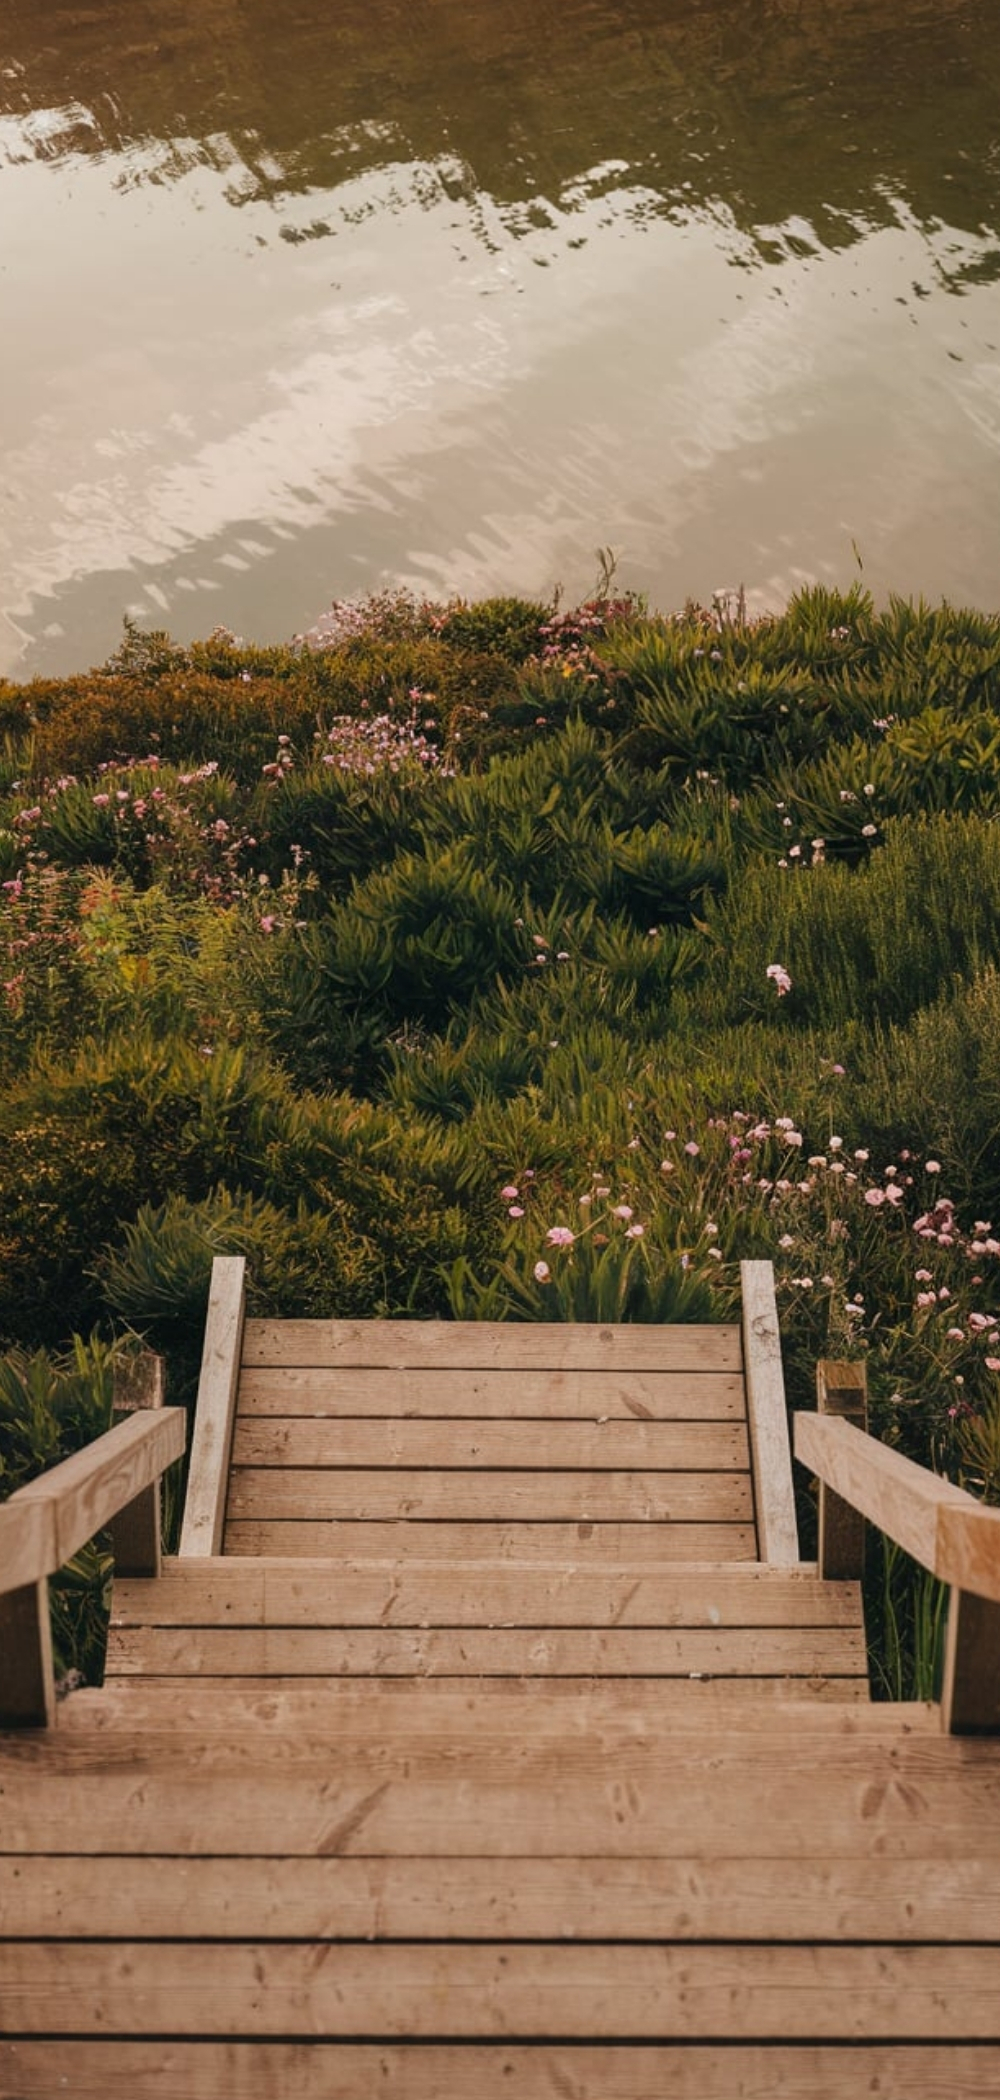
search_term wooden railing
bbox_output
[796,1361,1000,1734]
[0,1397,185,1727]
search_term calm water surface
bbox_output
[2,0,999,674]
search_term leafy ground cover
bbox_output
[3,580,1000,1689]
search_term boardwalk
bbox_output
[2,1259,1000,2096]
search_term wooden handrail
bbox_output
[794,1411,1000,1603]
[0,1405,185,1730]
[795,1404,1000,1734]
[0,1408,186,1595]
[179,1255,247,1557]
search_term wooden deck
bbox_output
[3,1261,1000,2095]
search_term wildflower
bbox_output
[915,1292,937,1308]
[501,1185,519,1201]
[926,1160,942,1174]
[625,1223,645,1239]
[864,1188,886,1207]
[259,915,277,933]
[766,962,792,996]
[808,1155,827,1169]
[915,1270,933,1282]
[92,793,110,808]
[533,1261,551,1284]
[986,1359,1000,1373]
[829,1136,843,1151]
[946,1327,965,1342]
[612,1205,634,1222]
[830,1063,846,1077]
[595,1185,611,1198]
[861,823,877,838]
[778,1234,795,1250]
[684,1141,700,1157]
[508,1206,524,1219]
[845,1302,864,1319]
[546,1226,575,1247]
[660,1160,675,1174]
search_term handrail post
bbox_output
[180,1256,247,1557]
[942,1588,1000,1733]
[741,1260,799,1564]
[0,1581,55,1728]
[109,1352,167,1578]
[816,1360,868,1579]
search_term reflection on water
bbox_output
[1,0,998,672]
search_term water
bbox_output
[1,0,998,676]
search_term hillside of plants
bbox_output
[3,579,1000,1690]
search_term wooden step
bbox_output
[237,1366,748,1418]
[225,1469,754,1522]
[3,1850,995,1942]
[2,1728,994,1856]
[111,1560,864,1628]
[104,1621,868,1680]
[229,1417,751,1469]
[241,1320,743,1371]
[4,2042,999,2100]
[5,1941,1000,2039]
[223,1519,759,1559]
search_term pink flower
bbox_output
[500,1185,519,1201]
[625,1223,645,1239]
[946,1327,965,1342]
[684,1141,700,1157]
[533,1261,551,1284]
[259,915,277,933]
[925,1160,941,1174]
[766,962,792,996]
[612,1205,634,1221]
[508,1206,524,1218]
[864,1188,886,1207]
[986,1359,1000,1373]
[659,1160,675,1174]
[546,1226,575,1247]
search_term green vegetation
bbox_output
[3,580,1000,1692]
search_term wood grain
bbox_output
[741,1261,798,1565]
[225,1469,754,1522]
[795,1412,1000,1602]
[110,1560,863,1630]
[229,1417,750,1471]
[242,1320,743,1372]
[3,2043,999,2100]
[103,1622,868,1680]
[4,1942,1000,2038]
[223,1519,760,1561]
[237,1367,748,1419]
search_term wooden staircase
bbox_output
[3,1259,1000,2095]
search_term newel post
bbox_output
[816,1360,868,1579]
[109,1352,167,1576]
[942,1590,1000,1733]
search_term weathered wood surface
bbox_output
[0,1581,55,1729]
[796,1411,1000,1601]
[179,1255,246,1557]
[741,1261,799,1565]
[111,1560,863,1628]
[242,1320,743,1372]
[5,2044,1000,2100]
[224,1518,759,1560]
[816,1359,869,1580]
[0,1409,185,1591]
[5,1849,995,1941]
[237,1367,748,1418]
[229,1417,750,1470]
[104,1622,868,1680]
[3,1727,995,1856]
[225,1468,754,1522]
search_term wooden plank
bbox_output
[111,1561,864,1630]
[5,1942,1000,2038]
[0,1581,55,1729]
[237,1367,748,1420]
[0,1411,186,1589]
[242,1320,743,1372]
[109,1352,167,1578]
[179,1256,246,1558]
[224,1470,754,1523]
[741,1261,798,1565]
[795,1414,1000,1602]
[12,1732,991,1860]
[4,2044,1000,2100]
[942,1588,1000,1734]
[5,1851,996,1942]
[817,1360,868,1581]
[56,1677,889,1735]
[229,1418,750,1471]
[223,1520,759,1562]
[103,1622,869,1679]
